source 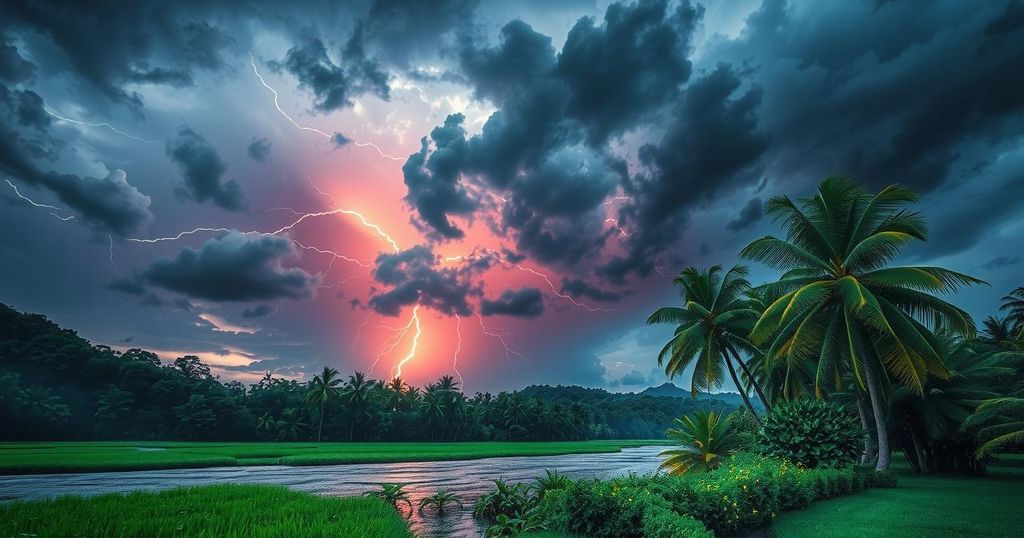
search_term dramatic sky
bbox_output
[1,0,1022,393]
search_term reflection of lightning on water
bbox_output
[249,52,405,162]
[477,314,521,365]
[43,108,157,143]
[452,314,464,385]
[391,305,422,379]
[5,179,75,221]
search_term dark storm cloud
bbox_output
[726,197,763,232]
[480,287,544,318]
[167,127,246,211]
[620,369,649,386]
[331,133,351,147]
[278,35,389,114]
[369,245,476,316]
[560,278,621,303]
[242,304,273,319]
[108,276,146,296]
[1,1,232,111]
[601,64,768,282]
[143,232,315,302]
[555,0,700,144]
[711,0,1024,198]
[0,35,35,84]
[0,83,154,236]
[403,1,703,268]
[981,256,1021,271]
[247,137,271,162]
[402,114,478,239]
[362,0,478,68]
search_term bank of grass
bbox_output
[1,484,412,538]
[770,455,1024,537]
[0,440,670,474]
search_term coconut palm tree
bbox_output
[660,410,741,475]
[981,316,1016,348]
[647,265,771,421]
[304,367,342,441]
[999,287,1024,334]
[740,177,983,470]
[339,371,374,441]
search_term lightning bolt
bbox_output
[370,308,418,375]
[128,207,399,254]
[452,314,464,385]
[602,196,630,206]
[604,218,632,238]
[248,52,405,162]
[511,263,610,312]
[107,235,119,275]
[351,315,371,351]
[391,305,422,379]
[477,315,521,365]
[43,108,157,143]
[5,179,75,221]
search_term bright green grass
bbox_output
[770,455,1024,537]
[1,484,412,538]
[0,440,671,474]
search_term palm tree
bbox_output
[740,177,983,470]
[305,367,342,441]
[981,315,1016,347]
[660,410,741,475]
[647,265,771,421]
[386,377,408,411]
[963,392,1024,457]
[339,371,374,441]
[365,483,413,514]
[999,287,1024,334]
[418,489,464,514]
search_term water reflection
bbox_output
[0,445,665,537]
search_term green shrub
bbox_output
[641,505,714,538]
[473,479,535,523]
[558,480,669,538]
[756,399,863,468]
[533,488,571,532]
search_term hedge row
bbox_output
[532,454,897,537]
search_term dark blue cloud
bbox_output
[167,127,246,211]
[481,287,544,317]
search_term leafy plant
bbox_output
[473,479,535,523]
[532,469,571,499]
[484,512,545,537]
[756,399,863,468]
[364,483,413,513]
[660,410,741,474]
[417,489,464,514]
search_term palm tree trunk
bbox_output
[856,396,878,465]
[727,346,772,412]
[861,357,890,471]
[317,403,324,442]
[724,354,761,425]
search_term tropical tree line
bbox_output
[649,177,1024,473]
[0,304,733,442]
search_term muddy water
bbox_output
[0,445,666,537]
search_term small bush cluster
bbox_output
[488,454,894,537]
[756,399,864,468]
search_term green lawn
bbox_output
[1,484,411,537]
[0,440,670,474]
[770,455,1024,537]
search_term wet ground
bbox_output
[0,445,665,537]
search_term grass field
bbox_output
[1,484,412,537]
[770,455,1024,537]
[0,440,671,474]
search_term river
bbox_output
[0,445,666,537]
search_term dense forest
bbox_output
[0,303,735,442]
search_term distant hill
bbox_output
[639,383,760,410]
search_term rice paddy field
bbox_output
[1,484,413,537]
